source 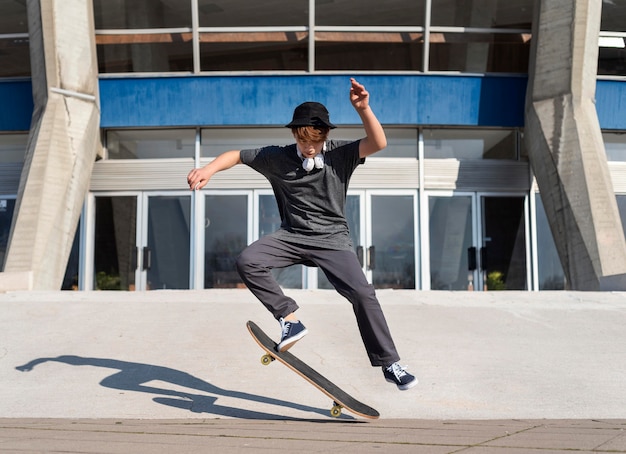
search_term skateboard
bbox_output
[246,320,379,419]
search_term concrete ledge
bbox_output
[0,271,33,292]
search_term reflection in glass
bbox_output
[93,0,192,29]
[534,194,565,290]
[204,195,247,288]
[0,37,30,77]
[94,197,137,290]
[317,0,425,26]
[200,35,307,71]
[482,196,527,290]
[0,1,27,32]
[598,45,626,77]
[259,194,302,288]
[429,196,472,290]
[424,129,517,159]
[316,38,423,71]
[617,195,626,240]
[429,32,530,73]
[431,0,533,28]
[97,40,193,73]
[601,1,626,32]
[61,224,81,290]
[0,197,16,272]
[146,196,190,289]
[198,0,308,27]
[106,129,195,159]
[371,195,415,289]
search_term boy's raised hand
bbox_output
[349,78,370,111]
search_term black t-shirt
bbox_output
[240,139,364,250]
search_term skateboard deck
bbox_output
[246,320,379,419]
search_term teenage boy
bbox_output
[187,78,417,390]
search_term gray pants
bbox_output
[235,235,400,367]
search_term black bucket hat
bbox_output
[285,101,337,129]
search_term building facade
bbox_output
[1,0,626,291]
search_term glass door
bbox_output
[427,193,477,290]
[426,192,529,291]
[368,192,418,289]
[93,195,138,290]
[318,191,418,289]
[141,193,191,290]
[92,192,191,290]
[479,194,529,291]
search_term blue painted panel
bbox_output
[3,76,626,132]
[0,80,33,131]
[596,80,626,130]
[99,75,528,129]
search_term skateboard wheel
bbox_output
[261,354,274,365]
[330,404,342,418]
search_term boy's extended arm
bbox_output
[350,78,387,158]
[187,149,242,190]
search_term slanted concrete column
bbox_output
[525,0,626,290]
[2,0,101,290]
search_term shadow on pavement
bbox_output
[15,355,354,420]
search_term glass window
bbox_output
[199,0,308,27]
[204,194,247,288]
[200,33,307,71]
[62,223,81,290]
[259,193,303,288]
[424,129,517,160]
[617,195,626,240]
[429,32,530,73]
[0,197,16,272]
[316,36,423,71]
[201,129,293,157]
[0,0,28,33]
[93,0,191,29]
[598,44,626,77]
[94,0,193,73]
[96,38,193,73]
[0,35,30,78]
[535,194,566,290]
[382,129,418,158]
[601,2,626,33]
[317,0,426,26]
[431,0,533,29]
[202,128,416,158]
[0,0,30,79]
[603,132,626,162]
[0,134,28,163]
[106,129,195,159]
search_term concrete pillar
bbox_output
[525,0,626,290]
[2,0,101,290]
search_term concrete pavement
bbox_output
[1,289,626,452]
[1,418,625,453]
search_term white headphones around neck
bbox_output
[297,142,327,172]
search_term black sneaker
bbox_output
[383,362,418,390]
[276,318,308,352]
